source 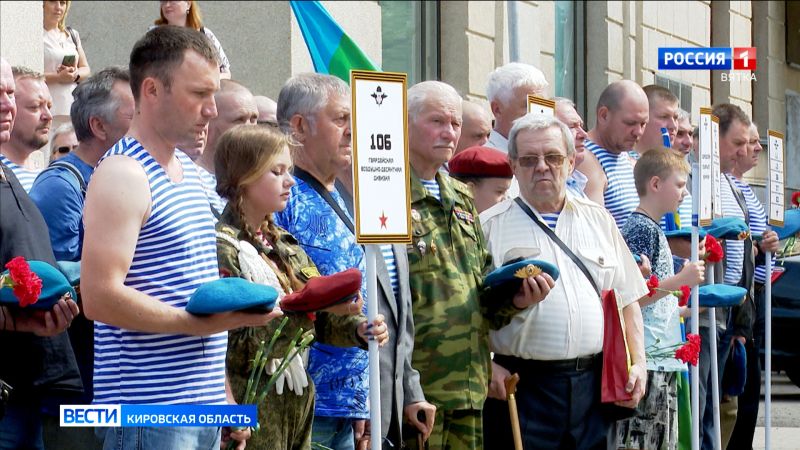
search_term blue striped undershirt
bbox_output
[586,139,639,229]
[0,154,41,193]
[541,212,560,230]
[734,176,773,283]
[720,174,746,285]
[379,245,399,299]
[93,138,226,405]
[420,179,441,202]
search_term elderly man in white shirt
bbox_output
[480,113,648,449]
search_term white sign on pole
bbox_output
[711,116,722,218]
[698,108,714,226]
[767,130,786,226]
[527,95,555,117]
[351,70,412,244]
[350,70,411,450]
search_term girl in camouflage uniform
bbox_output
[214,125,370,450]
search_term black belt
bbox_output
[494,352,602,374]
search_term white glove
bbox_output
[287,354,308,396]
[267,358,286,396]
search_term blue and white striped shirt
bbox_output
[93,138,226,405]
[541,212,560,230]
[733,176,772,284]
[587,139,639,229]
[380,245,399,299]
[420,179,441,202]
[720,174,746,285]
[196,163,226,217]
[0,154,41,193]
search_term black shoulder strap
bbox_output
[66,26,78,48]
[293,167,355,235]
[724,174,750,225]
[44,160,87,196]
[513,197,601,297]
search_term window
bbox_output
[786,90,800,190]
[555,1,585,116]
[654,74,693,114]
[380,1,439,85]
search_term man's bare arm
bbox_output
[81,155,277,335]
[576,150,606,205]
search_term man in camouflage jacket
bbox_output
[404,81,553,450]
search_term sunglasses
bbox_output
[55,145,77,155]
[516,153,567,168]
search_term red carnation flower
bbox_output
[677,285,691,307]
[704,235,724,263]
[675,333,701,366]
[3,256,42,307]
[646,274,659,297]
[792,191,800,208]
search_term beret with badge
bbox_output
[484,248,560,299]
[449,146,513,179]
[280,268,362,313]
[186,277,279,314]
[702,217,749,240]
[0,260,76,310]
[693,284,747,308]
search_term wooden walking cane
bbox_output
[505,373,523,450]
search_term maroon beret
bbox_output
[449,146,513,179]
[280,268,362,313]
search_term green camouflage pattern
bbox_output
[403,408,483,450]
[216,210,364,449]
[407,172,519,413]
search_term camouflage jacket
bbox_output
[215,208,365,404]
[407,171,520,410]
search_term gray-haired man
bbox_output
[31,66,134,262]
[481,113,647,449]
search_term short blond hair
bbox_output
[634,148,689,196]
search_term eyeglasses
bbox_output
[55,145,77,154]
[516,153,567,168]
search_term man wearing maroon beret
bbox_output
[448,146,513,213]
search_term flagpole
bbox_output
[365,244,382,450]
[765,243,773,450]
[691,162,700,450]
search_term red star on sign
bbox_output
[379,211,388,229]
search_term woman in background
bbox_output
[155,0,231,78]
[43,0,90,130]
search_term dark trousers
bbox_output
[727,284,765,450]
[483,354,610,450]
[701,322,734,450]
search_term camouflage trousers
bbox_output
[615,370,678,450]
[247,381,315,450]
[404,408,482,450]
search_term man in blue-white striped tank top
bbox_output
[728,123,780,445]
[81,27,279,450]
[0,67,51,192]
[577,80,649,229]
